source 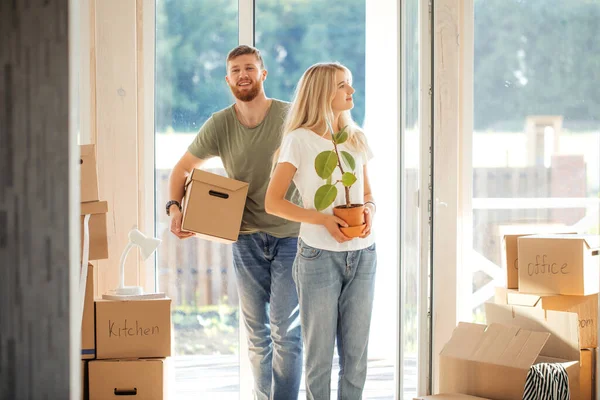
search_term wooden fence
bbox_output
[154,154,588,311]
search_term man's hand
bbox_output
[170,208,194,239]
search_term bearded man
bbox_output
[166,45,302,400]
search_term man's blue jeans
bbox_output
[293,238,377,400]
[232,233,303,400]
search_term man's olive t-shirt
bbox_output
[188,99,300,238]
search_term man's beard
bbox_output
[229,80,261,102]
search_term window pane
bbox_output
[402,0,421,397]
[256,2,400,399]
[470,0,600,322]
[255,1,366,125]
[154,0,239,398]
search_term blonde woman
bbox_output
[265,62,377,399]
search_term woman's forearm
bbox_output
[265,198,325,226]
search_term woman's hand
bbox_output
[360,204,375,238]
[322,214,351,243]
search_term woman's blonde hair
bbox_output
[273,62,367,169]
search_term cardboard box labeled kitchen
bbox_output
[80,201,108,261]
[81,263,95,359]
[484,302,593,399]
[495,286,598,348]
[181,169,249,243]
[95,298,171,359]
[88,358,169,400]
[439,322,581,400]
[414,395,491,400]
[518,234,600,295]
[80,144,99,203]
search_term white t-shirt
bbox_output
[277,128,376,252]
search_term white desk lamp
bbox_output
[102,228,166,300]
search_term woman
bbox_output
[265,62,377,400]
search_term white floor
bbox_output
[173,355,417,399]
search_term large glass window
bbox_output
[255,1,366,125]
[401,0,423,397]
[468,0,600,322]
[155,0,239,398]
[154,1,414,398]
[256,2,401,399]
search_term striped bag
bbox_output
[523,363,570,400]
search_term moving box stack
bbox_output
[79,144,109,399]
[88,296,172,400]
[436,231,599,399]
[79,144,173,399]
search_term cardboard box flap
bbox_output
[81,201,108,215]
[484,302,580,362]
[440,322,487,359]
[187,169,248,192]
[519,233,599,250]
[475,324,549,369]
[441,322,549,369]
[495,287,543,307]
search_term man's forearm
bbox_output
[168,165,191,210]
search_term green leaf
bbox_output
[333,126,349,144]
[326,175,332,185]
[314,184,338,211]
[314,151,338,179]
[340,151,356,171]
[341,172,357,187]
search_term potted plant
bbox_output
[313,125,366,238]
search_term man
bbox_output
[166,45,302,400]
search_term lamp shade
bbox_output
[101,228,165,300]
[129,228,161,260]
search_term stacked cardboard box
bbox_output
[80,144,109,262]
[79,145,173,399]
[79,144,109,400]
[437,232,599,399]
[88,298,172,400]
[488,233,599,399]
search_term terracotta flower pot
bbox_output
[333,204,366,238]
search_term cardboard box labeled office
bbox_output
[80,144,99,203]
[499,225,575,290]
[439,322,580,400]
[495,286,598,348]
[95,298,171,359]
[484,302,594,399]
[81,263,95,359]
[518,234,600,295]
[503,234,530,289]
[181,169,249,243]
[414,395,491,400]
[80,201,108,261]
[88,358,169,400]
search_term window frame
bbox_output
[143,0,434,398]
[430,0,474,393]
